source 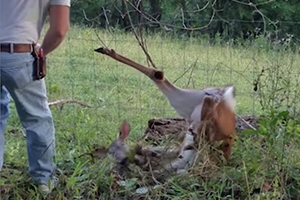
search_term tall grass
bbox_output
[1,25,300,199]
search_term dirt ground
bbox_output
[142,115,260,142]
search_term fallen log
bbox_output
[142,115,260,144]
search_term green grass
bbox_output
[1,25,300,199]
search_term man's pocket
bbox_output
[1,58,35,90]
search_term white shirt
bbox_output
[0,0,70,44]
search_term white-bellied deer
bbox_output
[92,86,236,177]
[94,47,236,134]
[161,85,237,171]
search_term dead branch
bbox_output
[126,0,216,32]
[48,99,92,108]
[185,60,197,89]
[94,30,109,49]
[172,59,198,86]
[102,6,110,26]
[235,114,257,130]
[194,2,210,13]
[82,9,103,26]
[180,8,187,29]
[122,0,157,69]
[230,0,277,31]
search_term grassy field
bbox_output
[1,25,300,199]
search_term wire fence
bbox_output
[41,22,300,137]
[28,17,299,141]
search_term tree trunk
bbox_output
[149,0,162,28]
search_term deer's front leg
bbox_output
[187,104,203,134]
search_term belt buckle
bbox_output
[9,43,14,53]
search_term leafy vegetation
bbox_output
[70,0,300,43]
[1,26,300,199]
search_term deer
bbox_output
[195,85,236,161]
[94,47,236,135]
[84,84,236,178]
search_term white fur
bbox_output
[164,131,197,171]
[223,86,236,111]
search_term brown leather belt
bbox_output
[0,43,33,53]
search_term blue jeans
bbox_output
[0,52,56,185]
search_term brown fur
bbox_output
[197,95,236,161]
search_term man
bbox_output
[0,0,70,194]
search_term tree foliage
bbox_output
[70,0,300,42]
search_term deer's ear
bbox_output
[201,96,215,120]
[119,121,130,141]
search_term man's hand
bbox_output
[34,43,41,53]
[41,5,70,56]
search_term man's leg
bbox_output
[0,86,10,170]
[13,80,56,185]
[1,52,56,186]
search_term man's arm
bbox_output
[41,5,70,56]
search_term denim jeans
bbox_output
[0,52,56,185]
